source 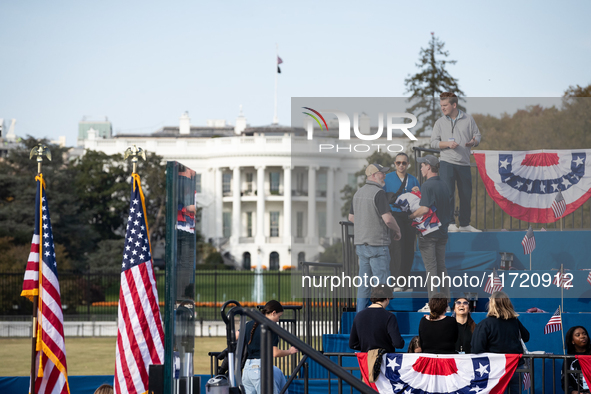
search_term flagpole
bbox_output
[529,253,532,271]
[28,144,51,394]
[273,43,278,125]
[559,305,565,355]
[560,264,564,314]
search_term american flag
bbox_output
[521,226,536,255]
[21,175,70,394]
[551,190,567,219]
[484,269,503,294]
[587,271,591,286]
[552,272,572,290]
[277,56,283,73]
[544,307,562,335]
[523,372,531,390]
[115,173,165,394]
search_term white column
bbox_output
[215,168,223,241]
[255,165,266,244]
[283,165,292,244]
[307,165,318,243]
[326,167,335,245]
[231,166,241,244]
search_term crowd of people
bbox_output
[349,290,591,393]
[349,92,484,304]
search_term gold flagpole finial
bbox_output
[124,145,146,174]
[29,144,52,174]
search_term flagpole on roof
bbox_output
[28,144,51,394]
[273,43,279,125]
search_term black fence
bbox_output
[413,147,591,231]
[0,270,296,321]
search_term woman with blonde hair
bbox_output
[94,384,113,394]
[472,292,529,393]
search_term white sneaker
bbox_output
[418,303,430,312]
[458,225,482,233]
[448,224,459,232]
[393,287,404,292]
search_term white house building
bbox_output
[81,110,427,270]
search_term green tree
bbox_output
[404,33,465,136]
[340,151,394,217]
[0,137,94,271]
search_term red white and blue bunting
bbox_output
[357,352,521,393]
[473,150,591,223]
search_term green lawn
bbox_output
[0,337,228,376]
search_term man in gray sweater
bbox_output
[349,163,401,312]
[430,92,482,232]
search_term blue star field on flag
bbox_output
[40,196,58,276]
[122,189,151,272]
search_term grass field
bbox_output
[0,337,227,377]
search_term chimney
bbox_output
[234,105,247,135]
[179,112,191,135]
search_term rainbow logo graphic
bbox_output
[302,107,329,131]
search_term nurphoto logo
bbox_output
[302,107,418,153]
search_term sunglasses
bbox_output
[455,301,469,305]
[395,162,408,166]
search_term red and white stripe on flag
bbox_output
[587,271,591,286]
[22,175,70,394]
[523,372,531,390]
[357,352,521,394]
[521,228,536,255]
[551,191,567,219]
[552,273,572,290]
[115,174,164,394]
[544,307,562,335]
[484,271,503,294]
[474,150,591,223]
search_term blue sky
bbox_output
[1,1,590,146]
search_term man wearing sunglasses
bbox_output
[384,153,420,291]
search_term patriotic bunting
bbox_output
[474,150,591,223]
[357,352,521,394]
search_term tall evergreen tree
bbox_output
[404,33,465,136]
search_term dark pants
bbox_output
[389,212,416,288]
[439,161,472,227]
[418,235,449,300]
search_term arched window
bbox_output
[243,252,251,270]
[269,252,280,271]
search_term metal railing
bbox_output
[224,306,375,394]
[413,147,591,231]
[301,262,348,351]
[316,352,583,393]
